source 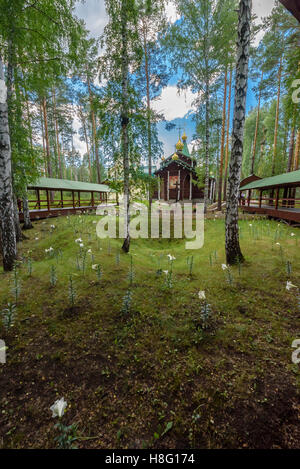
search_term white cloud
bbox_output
[165,1,179,23]
[152,86,197,121]
[253,0,275,45]
[75,0,108,38]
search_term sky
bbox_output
[74,0,276,160]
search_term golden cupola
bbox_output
[172,153,179,160]
[176,138,184,151]
[182,131,187,141]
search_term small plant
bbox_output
[11,264,21,303]
[222,264,233,285]
[286,260,292,276]
[27,253,33,277]
[115,250,120,266]
[96,264,102,282]
[127,255,135,286]
[187,255,194,276]
[68,275,76,307]
[122,289,132,314]
[200,301,213,330]
[50,398,78,449]
[1,303,16,330]
[50,265,57,287]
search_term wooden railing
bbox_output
[240,197,300,210]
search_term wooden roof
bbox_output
[279,0,300,22]
[27,177,112,193]
[240,169,300,190]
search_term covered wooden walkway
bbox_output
[239,170,300,224]
[19,177,112,221]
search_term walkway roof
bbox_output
[240,169,300,191]
[27,177,112,193]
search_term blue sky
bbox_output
[74,0,275,160]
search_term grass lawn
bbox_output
[0,212,299,449]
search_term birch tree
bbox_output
[225,0,252,265]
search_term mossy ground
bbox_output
[0,212,299,448]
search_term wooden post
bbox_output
[178,170,181,200]
[37,189,41,210]
[78,191,80,207]
[259,190,262,208]
[189,172,192,200]
[167,172,170,201]
[275,187,280,210]
[247,190,251,207]
[158,177,161,200]
[46,190,50,212]
[61,190,63,208]
[72,191,75,208]
[91,191,94,207]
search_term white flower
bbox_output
[87,249,92,254]
[167,254,176,261]
[249,223,252,227]
[286,281,297,291]
[79,243,84,248]
[221,264,228,270]
[35,237,39,241]
[75,238,82,243]
[50,225,55,229]
[291,233,295,237]
[50,398,67,418]
[92,264,99,270]
[45,247,54,253]
[276,242,280,246]
[92,221,97,224]
[198,291,206,300]
[163,270,169,275]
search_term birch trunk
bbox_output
[121,0,130,253]
[22,195,33,230]
[52,88,63,179]
[79,106,92,182]
[223,67,233,201]
[217,68,228,211]
[142,20,152,207]
[0,55,17,271]
[225,0,252,265]
[294,130,300,170]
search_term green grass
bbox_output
[0,213,299,449]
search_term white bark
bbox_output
[0,55,17,271]
[225,0,252,264]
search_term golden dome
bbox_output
[161,156,165,161]
[182,131,187,141]
[172,153,179,160]
[176,138,184,151]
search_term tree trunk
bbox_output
[22,195,33,230]
[251,70,263,174]
[42,96,52,178]
[0,55,17,271]
[287,125,295,172]
[217,68,228,211]
[52,88,63,179]
[121,0,130,253]
[204,76,210,211]
[271,56,282,176]
[223,67,233,201]
[142,21,152,207]
[294,129,300,170]
[225,0,251,265]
